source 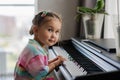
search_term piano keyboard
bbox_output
[48,38,120,80]
[60,44,105,73]
[52,47,87,76]
[49,47,87,80]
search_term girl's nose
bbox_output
[52,32,56,38]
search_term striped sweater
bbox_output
[14,39,49,80]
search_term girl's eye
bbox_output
[48,29,53,32]
[56,31,60,34]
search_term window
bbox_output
[0,0,35,79]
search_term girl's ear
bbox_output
[33,25,38,34]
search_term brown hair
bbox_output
[29,11,62,35]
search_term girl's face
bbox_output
[35,18,62,47]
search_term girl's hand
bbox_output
[57,55,66,64]
[48,55,66,73]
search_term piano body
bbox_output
[48,37,120,80]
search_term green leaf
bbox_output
[94,0,104,11]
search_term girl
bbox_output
[14,11,66,80]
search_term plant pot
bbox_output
[82,13,104,39]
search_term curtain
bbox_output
[104,0,118,38]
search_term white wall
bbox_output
[35,0,79,40]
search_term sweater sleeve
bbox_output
[26,55,49,80]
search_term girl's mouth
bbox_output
[49,39,55,43]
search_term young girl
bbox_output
[14,11,66,80]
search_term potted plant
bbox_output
[76,0,108,39]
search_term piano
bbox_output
[48,37,120,80]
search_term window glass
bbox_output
[0,0,34,4]
[0,1,34,79]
